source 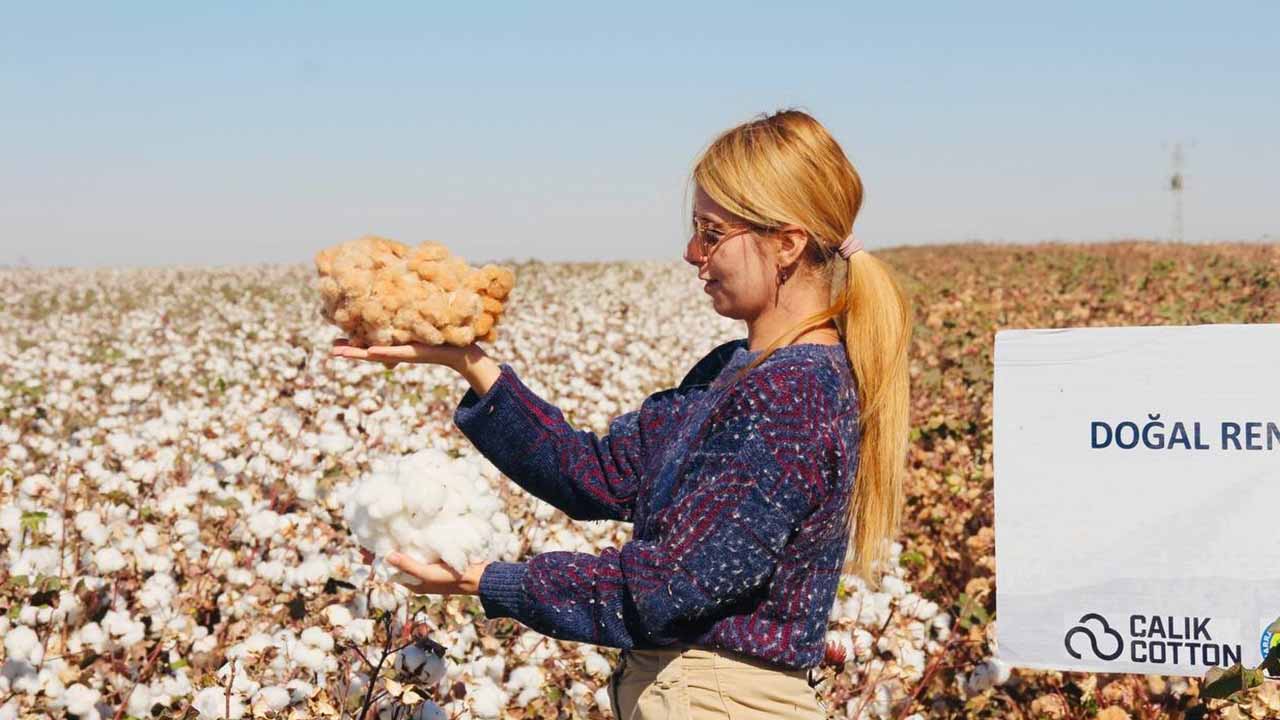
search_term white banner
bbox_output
[993,323,1280,677]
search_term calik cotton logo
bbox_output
[1260,616,1280,676]
[1064,614,1123,661]
[1064,612,1242,667]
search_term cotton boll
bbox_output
[286,679,318,704]
[581,650,612,679]
[247,509,281,540]
[469,679,509,719]
[323,604,353,628]
[471,655,505,683]
[60,683,100,717]
[3,626,41,665]
[252,686,292,713]
[593,687,612,715]
[880,575,907,598]
[408,700,447,720]
[74,623,107,654]
[93,543,127,571]
[342,618,376,645]
[126,684,154,718]
[508,664,545,708]
[395,642,446,685]
[194,687,245,720]
[301,627,335,652]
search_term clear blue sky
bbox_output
[2,2,1275,268]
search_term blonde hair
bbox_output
[689,109,914,586]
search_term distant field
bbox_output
[1,241,1276,719]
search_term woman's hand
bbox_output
[331,337,503,397]
[330,337,482,371]
[360,548,489,596]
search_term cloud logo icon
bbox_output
[1064,613,1123,661]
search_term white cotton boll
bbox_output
[76,623,107,654]
[472,655,505,683]
[286,680,317,704]
[61,683,100,716]
[126,684,153,717]
[880,575,906,598]
[448,623,479,660]
[317,425,353,455]
[594,687,612,715]
[409,700,447,720]
[94,543,126,571]
[508,664,545,708]
[247,510,281,540]
[293,644,328,674]
[581,650,612,679]
[469,679,508,720]
[102,610,146,647]
[395,643,446,685]
[253,686,291,712]
[323,604,353,628]
[913,598,939,622]
[256,561,285,584]
[852,629,874,662]
[369,586,402,613]
[82,520,111,543]
[194,687,245,720]
[568,681,593,713]
[301,627,335,652]
[932,612,953,642]
[342,619,375,645]
[19,604,53,627]
[244,633,273,655]
[900,646,927,677]
[226,568,254,587]
[4,626,41,664]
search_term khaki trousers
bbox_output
[605,644,828,719]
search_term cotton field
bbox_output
[2,242,1277,719]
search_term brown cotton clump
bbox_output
[313,235,515,347]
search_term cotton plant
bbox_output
[0,259,984,718]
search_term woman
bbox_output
[331,109,913,719]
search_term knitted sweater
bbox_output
[453,337,860,670]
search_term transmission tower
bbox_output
[1163,140,1194,243]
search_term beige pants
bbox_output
[606,644,828,719]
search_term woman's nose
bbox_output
[682,235,703,266]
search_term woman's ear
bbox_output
[775,224,811,267]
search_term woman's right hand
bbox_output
[329,337,481,371]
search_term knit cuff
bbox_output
[478,561,527,621]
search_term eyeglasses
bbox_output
[688,217,755,262]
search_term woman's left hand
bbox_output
[360,548,488,596]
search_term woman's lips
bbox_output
[703,280,719,292]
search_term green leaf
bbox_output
[899,550,927,569]
[954,593,990,629]
[19,511,48,533]
[169,659,189,670]
[1202,662,1264,700]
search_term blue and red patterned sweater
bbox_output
[453,337,860,670]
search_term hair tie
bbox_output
[837,232,863,260]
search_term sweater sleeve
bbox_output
[453,362,703,522]
[477,366,830,648]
